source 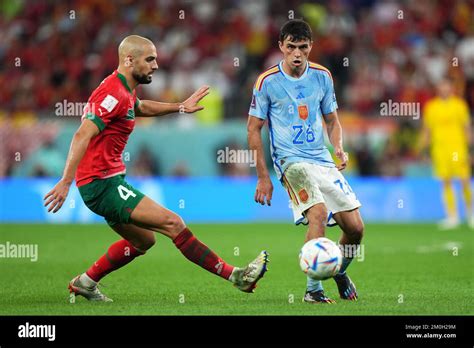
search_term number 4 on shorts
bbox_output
[117,185,137,200]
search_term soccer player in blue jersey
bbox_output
[247,19,364,303]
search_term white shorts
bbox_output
[281,162,361,226]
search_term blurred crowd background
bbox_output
[1,0,473,178]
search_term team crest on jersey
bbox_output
[298,104,308,120]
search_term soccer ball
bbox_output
[299,237,343,280]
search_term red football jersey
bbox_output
[76,70,139,187]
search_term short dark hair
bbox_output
[279,19,312,43]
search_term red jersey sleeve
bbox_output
[82,88,124,132]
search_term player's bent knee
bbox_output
[162,214,186,238]
[129,234,156,252]
[347,221,364,242]
[355,222,364,239]
[139,235,156,251]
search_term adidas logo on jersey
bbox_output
[296,92,305,99]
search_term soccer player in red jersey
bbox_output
[44,35,268,302]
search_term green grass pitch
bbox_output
[0,223,472,315]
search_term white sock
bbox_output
[228,267,241,283]
[79,273,97,287]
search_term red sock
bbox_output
[86,239,145,282]
[173,228,234,280]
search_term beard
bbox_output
[132,71,153,84]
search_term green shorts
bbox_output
[78,174,145,226]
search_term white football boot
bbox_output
[230,251,269,293]
[68,274,113,302]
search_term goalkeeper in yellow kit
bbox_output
[420,77,472,229]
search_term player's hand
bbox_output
[43,179,71,213]
[335,147,348,171]
[181,85,210,113]
[255,177,273,206]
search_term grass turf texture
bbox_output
[0,223,472,315]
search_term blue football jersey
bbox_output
[249,60,338,179]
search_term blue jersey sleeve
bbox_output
[248,82,269,120]
[321,74,338,115]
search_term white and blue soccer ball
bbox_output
[299,237,343,280]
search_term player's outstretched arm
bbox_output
[247,115,273,206]
[323,111,348,171]
[43,119,99,213]
[135,85,210,117]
